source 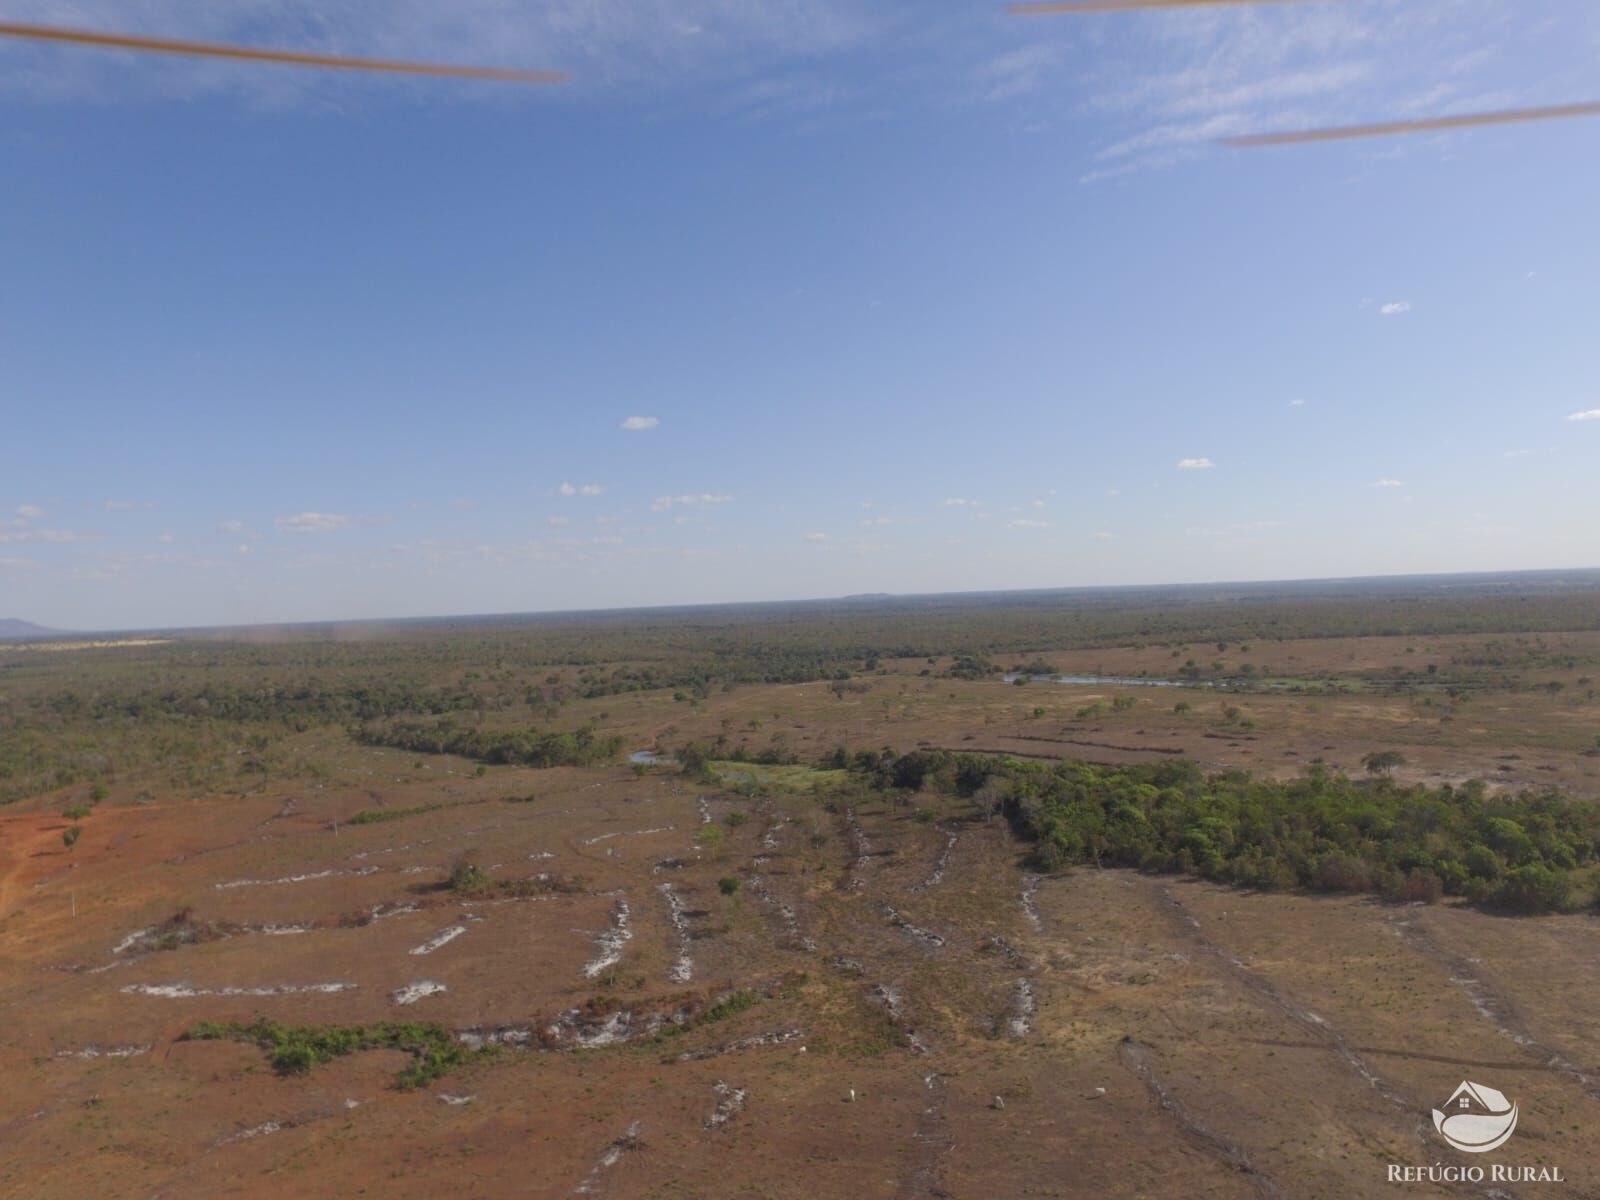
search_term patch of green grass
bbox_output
[701,988,758,1024]
[708,762,849,794]
[347,802,444,826]
[182,1018,493,1090]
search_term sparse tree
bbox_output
[1362,750,1406,777]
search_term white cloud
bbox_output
[547,516,571,527]
[237,544,251,554]
[0,528,97,545]
[1379,301,1412,316]
[1176,458,1215,470]
[103,499,139,511]
[1371,478,1404,488]
[15,504,45,519]
[804,532,829,542]
[652,492,732,511]
[620,416,659,431]
[1008,518,1051,529]
[558,482,605,496]
[158,533,176,544]
[1091,531,1116,541]
[1504,449,1533,458]
[217,519,245,534]
[276,512,350,533]
[1566,409,1600,423]
[942,497,977,507]
[1288,399,1306,408]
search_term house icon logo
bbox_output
[1432,1081,1518,1153]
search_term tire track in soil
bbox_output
[1390,915,1600,1101]
[1117,1037,1287,1200]
[1238,1038,1561,1073]
[895,1071,952,1200]
[1151,883,1519,1198]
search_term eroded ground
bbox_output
[5,734,1598,1199]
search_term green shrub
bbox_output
[182,1018,485,1089]
[348,802,442,826]
[1493,864,1571,913]
[696,825,724,850]
[447,857,490,893]
[718,876,741,896]
[844,749,1596,914]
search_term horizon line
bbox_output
[9,563,1600,642]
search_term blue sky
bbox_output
[3,0,1598,630]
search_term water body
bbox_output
[1001,673,1205,688]
[629,749,667,765]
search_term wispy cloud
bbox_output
[276,511,350,533]
[1371,478,1405,488]
[1192,519,1286,539]
[651,492,732,511]
[942,497,978,507]
[0,528,98,545]
[1566,409,1600,422]
[558,482,605,496]
[803,531,829,542]
[1008,518,1051,529]
[1176,457,1215,470]
[16,504,45,519]
[620,415,659,431]
[1074,3,1552,177]
[1379,301,1412,316]
[217,519,245,534]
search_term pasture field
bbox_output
[4,577,1600,1197]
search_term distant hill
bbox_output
[0,618,61,641]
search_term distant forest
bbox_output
[4,574,1599,807]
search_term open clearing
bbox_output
[4,585,1600,1196]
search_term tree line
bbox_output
[846,749,1599,914]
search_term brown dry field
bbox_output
[4,632,1600,1198]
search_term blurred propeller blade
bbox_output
[1009,0,1313,13]
[0,20,569,83]
[1225,100,1600,147]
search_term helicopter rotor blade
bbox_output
[0,19,568,83]
[1224,100,1600,147]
